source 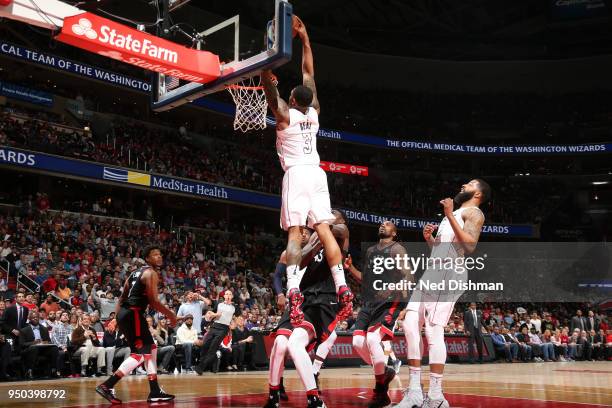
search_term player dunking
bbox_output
[262,16,353,327]
[344,221,410,407]
[264,210,349,408]
[96,246,177,404]
[397,179,490,408]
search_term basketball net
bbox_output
[225,19,278,133]
[226,77,269,133]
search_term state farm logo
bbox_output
[72,18,97,39]
[70,16,178,64]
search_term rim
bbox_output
[225,84,265,91]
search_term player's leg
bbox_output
[312,330,336,374]
[264,333,290,408]
[352,308,373,365]
[423,318,448,408]
[310,167,353,319]
[97,307,143,404]
[383,340,401,374]
[397,305,425,408]
[312,330,337,391]
[287,327,326,407]
[366,328,396,408]
[144,343,174,402]
[281,169,310,325]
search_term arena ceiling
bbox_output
[19,0,612,60]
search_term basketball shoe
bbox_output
[307,394,327,407]
[336,285,354,320]
[288,288,304,325]
[422,395,450,408]
[95,384,121,404]
[263,389,280,408]
[395,388,424,408]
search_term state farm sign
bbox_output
[56,13,219,84]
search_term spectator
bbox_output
[593,329,606,361]
[22,294,36,310]
[606,329,612,360]
[91,284,118,321]
[153,317,175,374]
[51,311,72,375]
[579,330,593,361]
[55,279,72,301]
[231,316,253,371]
[0,304,11,380]
[102,318,130,376]
[530,312,542,334]
[491,326,517,363]
[541,312,556,333]
[0,271,7,298]
[571,310,586,333]
[568,329,580,361]
[511,326,531,362]
[177,292,209,335]
[80,295,97,315]
[39,294,61,315]
[219,321,233,372]
[174,314,202,372]
[540,329,555,362]
[586,311,599,332]
[526,327,544,362]
[71,314,106,377]
[19,310,60,379]
[89,311,105,333]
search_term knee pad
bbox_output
[404,310,422,360]
[424,320,446,365]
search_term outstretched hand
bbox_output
[293,15,307,39]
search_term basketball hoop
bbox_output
[226,74,276,133]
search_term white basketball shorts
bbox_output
[280,164,335,231]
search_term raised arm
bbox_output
[261,70,290,127]
[440,200,485,254]
[295,17,320,114]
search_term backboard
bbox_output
[151,0,293,112]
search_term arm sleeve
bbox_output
[272,263,286,296]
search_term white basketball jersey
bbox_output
[276,107,320,171]
[431,206,483,258]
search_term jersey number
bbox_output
[300,122,313,154]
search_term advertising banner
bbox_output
[56,13,220,84]
[0,147,536,237]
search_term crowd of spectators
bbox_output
[0,202,287,380]
[0,197,609,381]
[0,106,578,224]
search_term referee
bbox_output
[194,290,236,374]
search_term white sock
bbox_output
[331,263,346,292]
[428,373,443,400]
[409,367,422,391]
[286,264,304,291]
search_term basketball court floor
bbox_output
[0,362,610,407]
